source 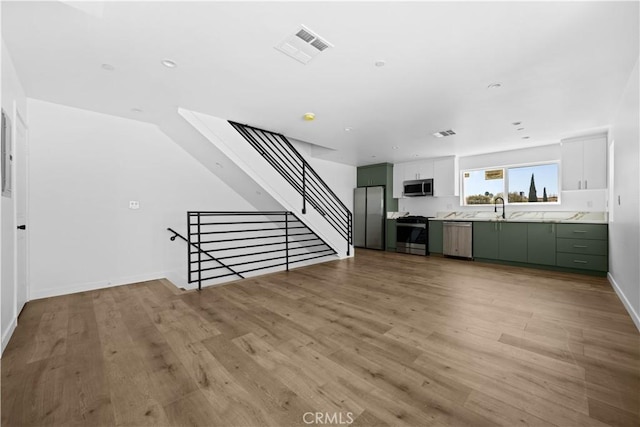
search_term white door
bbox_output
[14,113,28,316]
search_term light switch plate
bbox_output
[129,200,140,210]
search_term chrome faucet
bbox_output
[494,196,505,219]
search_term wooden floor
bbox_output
[2,249,639,426]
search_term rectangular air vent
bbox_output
[432,130,457,138]
[296,28,315,43]
[275,25,334,64]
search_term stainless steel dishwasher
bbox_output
[443,221,473,259]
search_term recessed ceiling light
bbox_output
[371,155,376,158]
[487,83,502,89]
[522,136,530,139]
[161,59,177,68]
[101,63,115,71]
[131,108,143,113]
[374,60,386,67]
[344,127,353,132]
[392,146,399,150]
[413,154,420,157]
[517,127,525,131]
[303,112,315,121]
[512,121,522,126]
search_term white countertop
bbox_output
[431,211,607,224]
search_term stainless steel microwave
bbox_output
[403,178,433,197]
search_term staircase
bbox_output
[168,211,336,289]
[178,109,353,258]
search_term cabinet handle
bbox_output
[573,245,588,248]
[573,260,588,264]
[494,223,497,231]
[578,180,581,190]
[573,230,587,233]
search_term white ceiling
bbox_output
[2,1,638,166]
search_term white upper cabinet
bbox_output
[393,159,433,198]
[561,134,607,190]
[393,156,457,198]
[433,156,457,196]
[392,162,405,198]
[403,159,434,181]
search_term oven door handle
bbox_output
[397,223,426,228]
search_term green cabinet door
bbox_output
[357,164,392,187]
[527,223,556,266]
[473,222,499,259]
[386,219,397,251]
[356,168,372,187]
[428,220,443,254]
[499,222,528,262]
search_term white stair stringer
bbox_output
[178,108,353,260]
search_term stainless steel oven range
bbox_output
[396,216,431,255]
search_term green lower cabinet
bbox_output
[556,223,608,240]
[428,220,443,254]
[473,222,499,259]
[471,221,607,275]
[556,253,608,272]
[555,224,608,273]
[386,219,397,251]
[527,223,556,266]
[498,223,528,262]
[556,238,607,255]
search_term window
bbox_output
[507,164,559,203]
[462,162,559,205]
[462,169,504,205]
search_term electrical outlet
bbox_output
[129,200,140,210]
[587,200,593,208]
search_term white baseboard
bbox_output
[163,270,196,290]
[29,272,168,300]
[1,316,17,356]
[608,272,640,332]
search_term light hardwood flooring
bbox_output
[2,249,639,426]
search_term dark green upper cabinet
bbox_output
[527,223,556,266]
[357,164,392,187]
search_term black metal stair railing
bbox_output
[229,121,352,255]
[168,211,337,290]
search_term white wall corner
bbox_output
[608,272,640,332]
[163,270,197,291]
[1,316,17,356]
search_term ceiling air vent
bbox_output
[276,25,334,64]
[296,28,315,43]
[432,130,457,138]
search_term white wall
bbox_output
[27,99,256,299]
[291,139,355,213]
[398,144,607,216]
[608,58,640,330]
[1,39,27,354]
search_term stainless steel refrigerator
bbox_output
[353,186,385,250]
